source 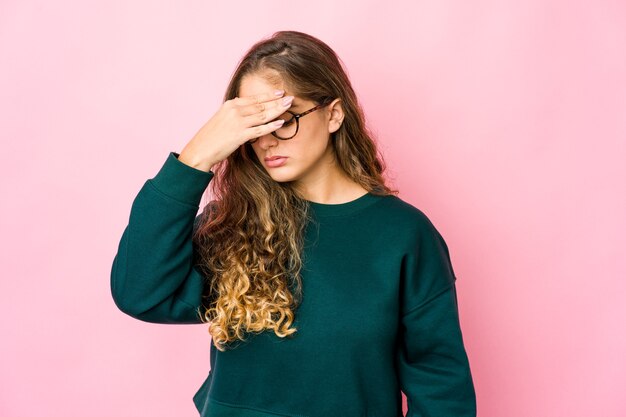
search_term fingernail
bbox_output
[282,96,294,106]
[274,89,285,96]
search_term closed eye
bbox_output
[280,112,296,124]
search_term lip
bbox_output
[264,156,288,168]
[264,155,287,161]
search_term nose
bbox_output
[254,133,279,149]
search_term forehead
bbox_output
[239,74,278,96]
[239,71,295,98]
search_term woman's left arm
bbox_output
[396,212,477,416]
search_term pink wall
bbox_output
[1,1,624,416]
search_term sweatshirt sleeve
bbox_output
[396,212,477,416]
[110,151,214,324]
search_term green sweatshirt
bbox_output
[110,152,477,417]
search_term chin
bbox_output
[265,169,298,183]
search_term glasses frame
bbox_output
[248,100,333,143]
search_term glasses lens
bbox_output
[274,112,297,139]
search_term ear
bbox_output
[326,98,344,134]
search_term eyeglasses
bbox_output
[247,100,332,143]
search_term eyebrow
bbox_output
[289,100,301,109]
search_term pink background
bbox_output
[1,1,625,416]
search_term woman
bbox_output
[111,30,477,417]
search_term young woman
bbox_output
[111,30,476,417]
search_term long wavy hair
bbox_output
[192,30,398,351]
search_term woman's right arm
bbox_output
[110,151,214,324]
[110,91,294,324]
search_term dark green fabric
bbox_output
[111,152,477,417]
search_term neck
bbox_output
[292,147,367,204]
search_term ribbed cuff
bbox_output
[149,152,214,207]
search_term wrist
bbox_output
[177,152,214,173]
